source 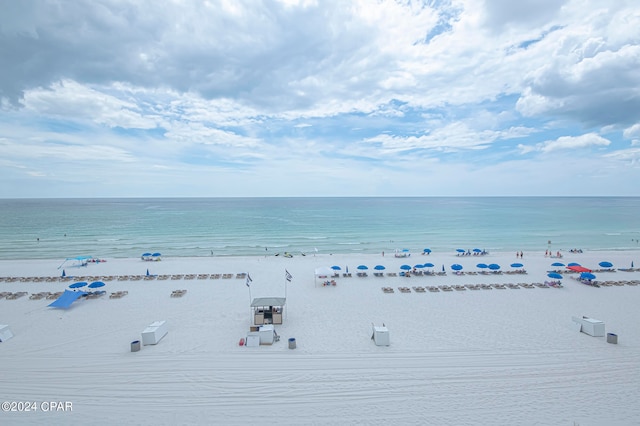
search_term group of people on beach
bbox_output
[515,251,523,258]
[544,250,563,258]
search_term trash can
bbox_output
[288,337,296,349]
[131,340,141,352]
[607,333,618,344]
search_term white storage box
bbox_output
[141,320,168,345]
[0,325,14,342]
[245,332,260,347]
[372,325,390,346]
[259,324,275,345]
[572,316,605,337]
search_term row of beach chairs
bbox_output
[379,282,572,293]
[0,273,248,283]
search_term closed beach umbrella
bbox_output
[551,262,565,267]
[69,281,88,289]
[547,272,563,280]
[88,281,105,288]
[580,272,596,280]
[511,263,523,268]
[451,264,463,271]
[400,265,411,271]
[61,269,66,277]
[488,264,501,270]
[599,261,613,268]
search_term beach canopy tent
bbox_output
[567,265,592,273]
[58,256,93,269]
[315,267,335,285]
[251,297,286,325]
[48,290,87,309]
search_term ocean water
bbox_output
[0,197,639,260]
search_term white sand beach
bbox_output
[2,250,640,425]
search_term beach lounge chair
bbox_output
[171,289,187,297]
[382,287,394,293]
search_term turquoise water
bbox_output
[0,197,639,260]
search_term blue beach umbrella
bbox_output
[511,263,523,268]
[357,265,368,270]
[488,264,501,271]
[414,264,424,269]
[567,262,581,267]
[551,262,565,267]
[331,265,341,271]
[374,265,386,271]
[473,248,482,253]
[69,281,88,289]
[456,249,465,253]
[547,272,563,280]
[580,272,596,280]
[423,248,432,254]
[88,281,105,288]
[451,264,463,271]
[476,263,488,269]
[423,263,434,268]
[400,265,411,271]
[599,261,613,268]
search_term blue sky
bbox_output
[1,0,639,197]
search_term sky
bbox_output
[1,0,639,198]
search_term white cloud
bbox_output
[519,133,610,154]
